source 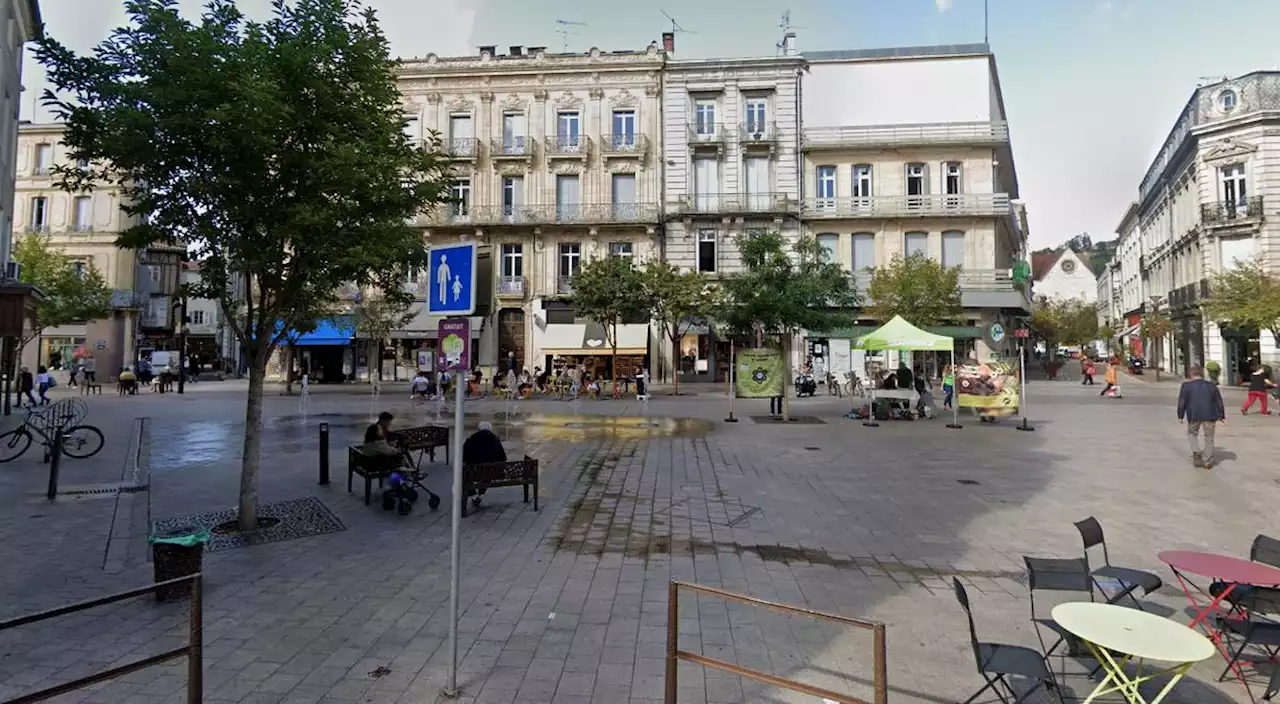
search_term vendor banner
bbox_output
[735,348,784,398]
[956,359,1020,416]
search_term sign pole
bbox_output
[1017,341,1035,431]
[725,339,738,422]
[946,349,963,429]
[447,351,463,695]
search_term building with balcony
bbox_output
[1132,71,1280,381]
[182,261,241,375]
[1095,260,1121,336]
[0,0,39,276]
[798,43,1028,369]
[1114,203,1145,356]
[400,42,664,376]
[660,36,803,382]
[12,122,157,376]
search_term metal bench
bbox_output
[461,456,538,517]
[389,425,449,468]
[346,446,400,505]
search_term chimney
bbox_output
[509,45,523,57]
[662,32,675,54]
[527,46,546,54]
[782,31,797,56]
[478,45,496,57]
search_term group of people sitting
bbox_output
[361,410,508,469]
[406,365,649,402]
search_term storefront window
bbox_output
[41,337,85,370]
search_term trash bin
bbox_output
[149,527,210,602]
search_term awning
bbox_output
[280,318,354,346]
[1120,324,1140,337]
[541,322,649,356]
[819,324,982,340]
[376,310,485,339]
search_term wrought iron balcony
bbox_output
[687,123,727,147]
[490,136,534,158]
[674,193,800,216]
[803,194,1011,219]
[739,123,776,146]
[442,137,479,159]
[497,275,525,297]
[557,276,574,295]
[600,133,647,156]
[1201,196,1264,227]
[426,203,661,227]
[803,121,1010,149]
[421,204,475,226]
[545,135,590,158]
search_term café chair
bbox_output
[954,578,1061,704]
[1074,516,1163,609]
[1024,556,1095,661]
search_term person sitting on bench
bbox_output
[463,421,506,501]
[362,412,401,458]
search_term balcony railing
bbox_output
[600,133,648,155]
[490,136,534,158]
[1201,196,1264,226]
[803,194,1011,218]
[958,269,1022,291]
[739,123,776,144]
[803,121,1010,149]
[545,135,590,157]
[443,137,479,158]
[497,275,525,297]
[688,123,727,146]
[423,203,660,226]
[674,193,800,216]
[557,276,574,295]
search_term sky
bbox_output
[22,0,1280,250]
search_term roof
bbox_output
[20,0,41,40]
[1031,251,1063,282]
[803,43,991,62]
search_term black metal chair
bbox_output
[1216,585,1280,700]
[1024,556,1095,662]
[1212,534,1280,608]
[954,577,1061,704]
[1073,517,1162,609]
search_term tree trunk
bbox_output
[670,335,680,396]
[781,334,793,422]
[238,357,267,531]
[282,345,294,395]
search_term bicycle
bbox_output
[0,400,104,463]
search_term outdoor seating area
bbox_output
[957,518,1280,703]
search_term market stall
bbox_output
[852,316,956,426]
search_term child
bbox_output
[942,364,955,410]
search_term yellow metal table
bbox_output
[1052,602,1215,703]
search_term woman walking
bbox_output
[35,365,52,405]
[942,364,955,410]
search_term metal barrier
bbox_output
[0,574,203,704]
[665,581,887,704]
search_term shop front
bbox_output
[357,309,485,382]
[677,319,728,383]
[39,325,86,370]
[1220,326,1260,386]
[540,322,649,381]
[814,324,983,382]
[274,318,354,383]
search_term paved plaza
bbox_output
[0,372,1275,703]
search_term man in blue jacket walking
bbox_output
[1178,365,1226,469]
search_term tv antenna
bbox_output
[776,10,805,54]
[661,10,697,35]
[555,18,587,52]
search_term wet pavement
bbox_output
[0,380,1273,702]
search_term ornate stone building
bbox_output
[399,43,664,376]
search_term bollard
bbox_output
[318,422,330,485]
[46,428,63,500]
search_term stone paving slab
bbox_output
[0,381,1275,702]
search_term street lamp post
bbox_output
[173,297,188,394]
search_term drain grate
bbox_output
[56,483,130,496]
[956,479,980,486]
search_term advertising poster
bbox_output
[735,348,784,398]
[416,348,434,372]
[436,318,470,371]
[956,359,1020,416]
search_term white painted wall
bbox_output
[1035,250,1097,303]
[802,58,995,127]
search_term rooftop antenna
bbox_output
[983,0,989,44]
[555,18,587,52]
[661,10,697,35]
[776,10,805,55]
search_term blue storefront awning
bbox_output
[278,318,354,346]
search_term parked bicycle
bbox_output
[0,399,104,463]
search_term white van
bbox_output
[149,350,176,375]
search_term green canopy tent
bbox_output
[853,315,960,428]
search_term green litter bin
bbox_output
[149,527,210,602]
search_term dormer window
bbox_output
[1220,89,1237,112]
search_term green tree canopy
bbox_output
[1202,255,1280,344]
[641,260,718,394]
[571,254,649,383]
[864,253,962,326]
[1027,297,1099,351]
[12,235,112,350]
[35,0,453,529]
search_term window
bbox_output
[559,243,581,279]
[942,231,965,268]
[190,310,206,326]
[816,233,838,263]
[73,196,91,231]
[148,264,161,284]
[744,98,767,137]
[611,174,636,220]
[29,196,47,231]
[694,100,716,135]
[1221,164,1247,207]
[944,162,963,196]
[75,158,90,170]
[34,144,50,174]
[852,164,873,198]
[693,157,720,211]
[448,114,473,153]
[697,230,717,273]
[402,115,419,144]
[449,179,471,217]
[611,110,636,149]
[71,261,87,278]
[906,163,928,201]
[556,111,581,151]
[904,231,927,258]
[744,157,770,210]
[501,243,523,278]
[851,233,876,271]
[407,265,419,284]
[1220,89,1237,112]
[502,113,527,154]
[555,174,580,221]
[609,242,634,259]
[501,176,524,219]
[816,165,836,208]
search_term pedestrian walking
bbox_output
[1099,361,1119,397]
[1178,365,1226,469]
[35,365,52,405]
[1241,364,1275,415]
[18,367,35,407]
[1081,357,1096,385]
[942,364,955,410]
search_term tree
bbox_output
[1027,297,1097,355]
[11,235,112,358]
[37,0,452,530]
[718,232,860,421]
[348,288,414,383]
[1140,308,1174,381]
[865,253,962,326]
[571,255,649,389]
[642,260,718,395]
[1202,255,1280,345]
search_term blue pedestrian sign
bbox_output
[427,242,477,316]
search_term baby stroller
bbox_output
[379,470,435,516]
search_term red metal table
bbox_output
[1158,550,1280,696]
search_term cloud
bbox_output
[935,0,953,11]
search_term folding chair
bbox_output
[1073,517,1162,609]
[954,578,1061,704]
[1216,585,1280,700]
[1212,534,1280,610]
[1024,557,1095,662]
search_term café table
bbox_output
[1052,602,1215,703]
[1159,550,1280,691]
